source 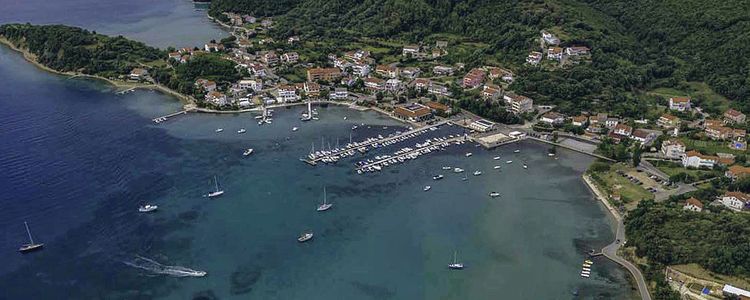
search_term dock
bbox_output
[355,135,466,172]
[152,110,188,124]
[116,87,136,95]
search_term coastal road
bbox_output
[601,221,652,300]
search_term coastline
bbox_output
[0,37,195,105]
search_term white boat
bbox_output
[493,156,501,160]
[292,127,299,132]
[18,222,44,253]
[442,166,452,170]
[138,204,158,213]
[461,177,468,181]
[215,128,223,133]
[506,160,513,164]
[582,263,591,267]
[465,152,473,157]
[582,267,591,272]
[489,192,500,197]
[548,153,555,157]
[514,149,520,153]
[473,170,482,176]
[237,128,247,134]
[243,148,254,156]
[298,231,314,242]
[454,168,464,173]
[584,260,593,264]
[493,165,501,169]
[317,187,333,212]
[433,174,444,180]
[207,176,224,198]
[423,185,431,191]
[523,164,528,169]
[448,251,464,270]
[580,273,590,278]
[581,270,591,275]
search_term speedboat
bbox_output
[548,153,555,157]
[493,156,501,160]
[424,185,431,191]
[585,260,594,264]
[514,149,520,153]
[442,166,452,170]
[454,168,464,173]
[298,232,314,242]
[237,128,247,134]
[473,170,482,176]
[215,128,223,133]
[243,148,254,156]
[352,125,358,130]
[489,192,500,197]
[138,204,158,213]
[523,164,528,169]
[465,152,473,157]
[292,127,299,132]
[506,160,513,164]
[493,165,501,169]
[433,175,444,180]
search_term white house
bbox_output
[683,197,703,212]
[541,31,560,45]
[661,139,686,159]
[385,79,402,91]
[720,192,749,211]
[540,112,565,125]
[669,97,691,112]
[351,63,370,77]
[682,151,718,168]
[330,88,348,100]
[238,79,262,91]
[205,91,227,106]
[402,45,420,56]
[613,124,633,137]
[469,119,496,132]
[276,85,299,102]
[504,93,533,114]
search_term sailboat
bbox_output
[317,187,333,212]
[19,222,44,253]
[448,251,464,270]
[207,176,224,198]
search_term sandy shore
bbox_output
[582,174,622,221]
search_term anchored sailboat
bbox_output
[448,251,464,270]
[317,186,333,212]
[19,222,44,253]
[207,176,224,198]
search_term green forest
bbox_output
[0,24,163,78]
[209,0,749,117]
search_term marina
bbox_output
[354,135,467,174]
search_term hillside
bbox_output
[209,0,749,116]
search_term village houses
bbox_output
[571,116,587,127]
[238,79,262,92]
[481,84,502,100]
[724,109,746,124]
[129,68,148,81]
[281,52,299,64]
[433,65,454,76]
[205,91,227,106]
[526,51,543,65]
[661,139,686,159]
[276,85,300,102]
[402,45,420,57]
[683,197,703,212]
[565,46,591,57]
[720,191,750,211]
[547,47,563,61]
[726,165,750,180]
[462,68,485,88]
[657,114,680,128]
[669,97,691,112]
[375,65,400,78]
[307,68,342,82]
[329,88,348,100]
[393,103,433,123]
[540,112,565,125]
[541,31,560,45]
[364,77,385,91]
[682,150,718,169]
[504,93,533,114]
[195,79,217,92]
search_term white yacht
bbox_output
[489,192,500,197]
[473,170,482,176]
[493,156,501,160]
[243,148,254,156]
[138,204,158,213]
[298,231,314,243]
[514,149,520,153]
[207,176,224,198]
[433,174,444,180]
[465,152,473,157]
[453,168,464,173]
[423,185,431,191]
[215,128,223,133]
[506,160,513,164]
[493,165,501,169]
[523,164,528,169]
[237,128,247,134]
[442,166,452,170]
[448,251,464,270]
[317,187,333,212]
[292,127,299,132]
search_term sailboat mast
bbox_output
[453,251,457,263]
[214,176,219,192]
[24,221,34,244]
[323,186,327,204]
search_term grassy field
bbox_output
[648,81,732,113]
[649,160,715,178]
[678,137,744,156]
[672,264,750,290]
[589,164,654,208]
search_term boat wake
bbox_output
[123,255,206,277]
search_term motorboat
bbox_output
[489,192,500,197]
[298,232,314,243]
[215,128,223,133]
[473,170,482,176]
[237,128,247,134]
[243,148,254,156]
[423,185,431,191]
[514,149,520,153]
[465,152,473,157]
[442,166,452,170]
[433,174,444,180]
[506,160,513,164]
[493,165,501,169]
[493,156,501,160]
[138,204,158,213]
[454,168,464,173]
[292,127,299,132]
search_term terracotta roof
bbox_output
[724,191,750,201]
[663,139,685,147]
[425,101,449,111]
[632,129,650,139]
[725,109,745,118]
[685,150,718,161]
[660,114,677,121]
[671,97,691,103]
[685,197,703,208]
[728,165,750,177]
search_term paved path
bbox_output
[583,175,652,300]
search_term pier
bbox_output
[303,120,450,166]
[116,87,136,95]
[355,135,466,172]
[152,110,189,124]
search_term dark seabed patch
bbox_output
[350,280,395,299]
[230,264,263,295]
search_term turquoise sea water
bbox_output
[0,1,638,299]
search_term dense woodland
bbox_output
[0,24,163,78]
[210,0,749,117]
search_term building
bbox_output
[683,197,703,212]
[425,101,451,114]
[540,112,565,125]
[720,192,750,211]
[329,88,348,100]
[261,52,279,65]
[385,79,402,91]
[504,93,533,114]
[704,119,723,128]
[462,68,486,88]
[541,31,560,45]
[393,103,433,122]
[631,129,655,144]
[669,97,691,112]
[401,67,421,79]
[547,47,563,60]
[726,165,750,180]
[129,68,148,81]
[526,51,543,65]
[613,124,633,137]
[276,85,299,102]
[281,52,299,64]
[413,78,430,91]
[427,83,450,97]
[657,114,680,128]
[487,67,514,83]
[204,43,224,52]
[364,77,385,91]
[435,40,448,48]
[481,84,502,100]
[571,115,587,127]
[724,109,746,124]
[237,79,262,91]
[168,52,181,61]
[375,65,399,78]
[205,91,227,106]
[287,36,300,44]
[706,125,733,140]
[469,119,496,132]
[565,46,591,56]
[307,68,342,82]
[350,63,371,77]
[303,81,320,96]
[682,150,718,169]
[402,45,420,57]
[433,66,454,76]
[195,79,217,92]
[661,139,686,159]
